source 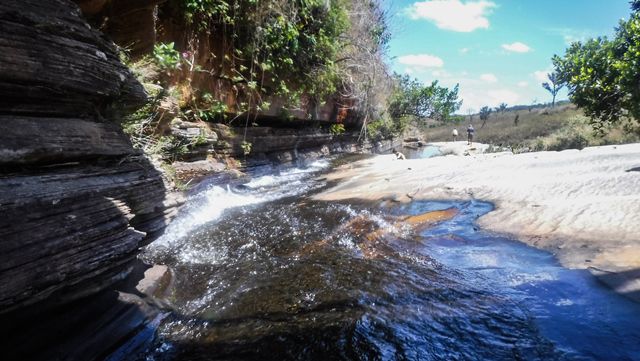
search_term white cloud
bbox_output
[406,0,497,32]
[517,81,529,88]
[397,54,444,68]
[501,42,532,53]
[460,87,521,112]
[459,47,470,54]
[432,70,452,77]
[487,89,520,104]
[480,73,498,83]
[533,70,551,83]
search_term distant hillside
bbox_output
[424,104,640,152]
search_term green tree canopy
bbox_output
[552,0,640,133]
[479,106,492,120]
[542,72,563,108]
[388,74,462,122]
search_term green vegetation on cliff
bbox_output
[175,0,349,103]
[121,0,462,158]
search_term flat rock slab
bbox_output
[315,143,640,299]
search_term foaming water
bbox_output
[243,159,329,189]
[139,163,640,360]
[144,160,330,265]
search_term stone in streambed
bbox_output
[136,264,171,297]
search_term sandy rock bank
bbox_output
[315,143,640,299]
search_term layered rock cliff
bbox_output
[56,0,403,188]
[0,0,182,313]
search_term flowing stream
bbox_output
[139,156,640,361]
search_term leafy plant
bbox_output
[153,42,181,70]
[151,136,190,160]
[240,141,252,155]
[388,74,462,123]
[366,117,407,141]
[541,72,563,108]
[172,0,349,111]
[479,106,490,119]
[329,123,346,135]
[551,1,640,133]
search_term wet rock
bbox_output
[136,265,171,296]
[0,260,171,360]
[0,0,182,314]
[590,267,640,303]
[75,0,109,15]
[173,159,227,183]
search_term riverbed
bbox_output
[134,155,640,360]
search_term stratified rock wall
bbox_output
[0,0,181,313]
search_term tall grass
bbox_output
[423,104,640,152]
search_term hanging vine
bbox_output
[172,0,348,113]
[146,0,401,149]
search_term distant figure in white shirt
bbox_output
[452,128,458,141]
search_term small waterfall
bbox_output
[143,160,331,265]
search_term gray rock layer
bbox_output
[0,0,181,313]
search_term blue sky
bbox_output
[386,0,632,113]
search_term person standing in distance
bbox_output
[452,128,458,142]
[467,124,475,145]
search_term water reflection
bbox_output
[401,145,442,159]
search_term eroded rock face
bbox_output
[0,0,181,313]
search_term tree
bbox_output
[499,103,508,113]
[514,113,520,126]
[551,1,640,133]
[388,74,462,122]
[479,106,491,128]
[431,83,463,122]
[542,72,563,108]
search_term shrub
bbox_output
[153,42,181,70]
[365,115,409,141]
[329,123,346,135]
